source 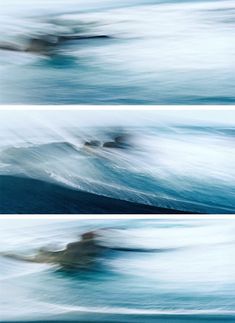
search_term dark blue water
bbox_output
[1,218,235,322]
[0,0,234,104]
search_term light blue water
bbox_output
[0,0,234,104]
[0,218,235,322]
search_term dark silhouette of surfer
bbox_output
[2,230,177,270]
[83,133,132,150]
[103,134,131,149]
[3,231,102,269]
[84,140,101,148]
[0,34,111,55]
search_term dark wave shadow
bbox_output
[0,175,191,214]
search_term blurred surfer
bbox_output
[2,229,177,270]
[2,231,102,269]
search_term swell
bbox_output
[0,175,190,214]
[0,139,234,214]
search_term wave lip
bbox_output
[42,302,235,316]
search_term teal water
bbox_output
[0,119,235,213]
[0,0,234,104]
[0,219,235,322]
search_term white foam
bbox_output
[38,302,235,316]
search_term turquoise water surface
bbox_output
[0,0,234,104]
[0,218,235,322]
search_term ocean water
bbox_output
[0,116,234,213]
[0,0,234,104]
[0,218,235,322]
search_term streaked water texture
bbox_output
[0,0,234,104]
[0,218,235,322]
[0,109,234,213]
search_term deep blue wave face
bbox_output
[0,123,235,214]
[0,219,235,322]
[0,0,234,104]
